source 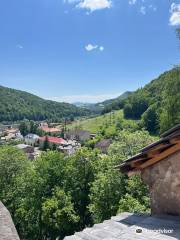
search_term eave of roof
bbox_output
[117,124,180,175]
[161,124,180,138]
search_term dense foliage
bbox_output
[100,91,132,114]
[0,128,156,240]
[102,68,180,133]
[0,86,90,122]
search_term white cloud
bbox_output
[85,44,98,51]
[85,44,104,52]
[140,6,146,15]
[169,3,180,26]
[76,0,112,12]
[16,44,23,49]
[47,93,122,103]
[99,46,104,51]
[129,0,137,5]
[149,4,157,11]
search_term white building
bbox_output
[24,134,39,146]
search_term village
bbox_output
[0,122,112,160]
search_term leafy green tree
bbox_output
[160,68,180,132]
[29,120,38,133]
[118,194,149,213]
[67,148,97,228]
[104,125,116,138]
[0,146,29,207]
[142,104,159,134]
[42,188,79,240]
[124,103,133,119]
[43,136,49,150]
[0,130,157,239]
[14,151,73,240]
[118,175,150,213]
[89,169,125,223]
[108,130,157,163]
[19,120,30,136]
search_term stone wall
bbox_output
[141,150,180,216]
[0,201,20,240]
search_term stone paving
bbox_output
[64,212,180,240]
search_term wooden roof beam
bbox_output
[139,143,180,170]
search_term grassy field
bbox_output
[66,110,138,133]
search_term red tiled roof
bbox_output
[39,136,66,145]
[40,127,60,133]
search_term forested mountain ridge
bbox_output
[0,86,90,122]
[100,91,132,107]
[102,67,180,133]
[96,91,132,113]
[73,92,132,114]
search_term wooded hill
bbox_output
[102,67,180,134]
[99,91,132,108]
[0,86,90,122]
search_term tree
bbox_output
[67,148,97,228]
[42,188,79,240]
[43,136,49,150]
[0,146,29,205]
[108,129,157,163]
[118,175,150,213]
[0,130,157,239]
[29,120,38,133]
[19,120,30,136]
[118,194,149,213]
[160,68,180,132]
[89,169,125,223]
[14,151,73,240]
[124,103,133,119]
[142,104,159,134]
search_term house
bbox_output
[4,128,23,142]
[24,133,39,146]
[58,145,76,156]
[90,133,96,139]
[16,144,34,153]
[6,128,19,135]
[16,144,35,160]
[58,140,81,155]
[39,136,67,149]
[39,126,61,135]
[119,124,180,216]
[64,125,180,240]
[0,137,6,145]
[66,140,81,147]
[65,129,91,142]
[15,132,23,140]
[95,139,112,154]
[39,122,48,128]
[0,201,20,240]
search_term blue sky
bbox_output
[0,0,180,103]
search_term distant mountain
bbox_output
[98,91,132,107]
[73,102,94,108]
[98,91,132,114]
[0,86,91,122]
[73,102,102,114]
